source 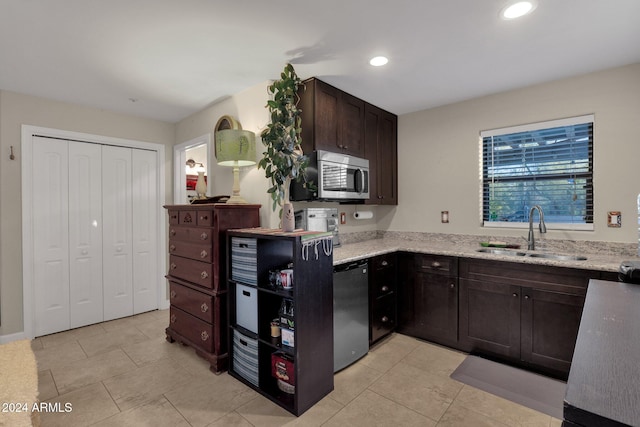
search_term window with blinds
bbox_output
[481,115,594,230]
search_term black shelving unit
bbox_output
[227,228,334,416]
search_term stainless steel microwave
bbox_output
[291,150,369,202]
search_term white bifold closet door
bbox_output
[31,137,158,336]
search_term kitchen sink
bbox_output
[476,248,527,256]
[526,253,588,261]
[476,248,587,261]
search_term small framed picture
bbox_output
[607,211,621,228]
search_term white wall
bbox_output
[380,63,640,244]
[0,90,175,336]
[175,81,382,232]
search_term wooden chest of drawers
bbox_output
[164,204,260,373]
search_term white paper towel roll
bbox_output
[353,211,373,220]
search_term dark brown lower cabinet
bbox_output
[458,258,595,380]
[458,278,520,359]
[397,253,458,347]
[520,287,585,375]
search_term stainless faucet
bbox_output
[527,205,547,250]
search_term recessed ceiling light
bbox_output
[501,1,537,20]
[369,56,389,67]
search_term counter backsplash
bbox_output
[338,231,638,259]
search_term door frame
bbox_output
[21,125,167,339]
[173,134,212,204]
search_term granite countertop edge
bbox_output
[333,235,636,272]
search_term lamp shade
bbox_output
[215,129,256,166]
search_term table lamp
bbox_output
[216,129,256,204]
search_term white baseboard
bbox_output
[0,331,28,345]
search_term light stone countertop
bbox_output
[332,232,639,273]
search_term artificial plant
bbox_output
[258,63,313,215]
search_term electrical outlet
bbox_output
[441,211,449,223]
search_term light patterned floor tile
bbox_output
[329,361,384,405]
[360,333,421,373]
[37,369,58,401]
[324,389,436,427]
[33,340,87,372]
[91,395,190,427]
[454,385,552,427]
[164,372,259,427]
[102,357,192,411]
[438,400,511,426]
[39,382,120,427]
[403,339,467,378]
[77,327,149,357]
[39,323,107,348]
[368,361,462,421]
[51,348,137,395]
[234,394,296,427]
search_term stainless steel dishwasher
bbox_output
[333,260,369,372]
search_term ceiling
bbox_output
[2,1,639,123]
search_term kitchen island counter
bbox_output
[563,279,640,426]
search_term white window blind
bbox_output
[481,115,594,229]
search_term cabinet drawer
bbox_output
[232,330,259,387]
[231,237,257,285]
[196,210,213,226]
[178,210,198,225]
[416,254,457,276]
[169,255,214,290]
[169,282,214,324]
[169,240,213,263]
[169,307,215,353]
[168,210,179,225]
[168,226,212,244]
[371,295,396,343]
[372,253,396,270]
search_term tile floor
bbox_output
[32,309,563,426]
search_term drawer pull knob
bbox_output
[169,245,176,252]
[524,295,530,299]
[170,263,177,270]
[381,316,389,323]
[381,260,388,266]
[381,286,390,292]
[170,229,176,236]
[512,293,518,297]
[450,283,455,289]
[200,232,208,240]
[200,271,209,279]
[170,314,176,324]
[201,331,209,341]
[431,261,441,268]
[200,250,208,258]
[201,303,209,312]
[200,215,208,221]
[170,290,176,299]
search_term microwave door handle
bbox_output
[357,168,364,194]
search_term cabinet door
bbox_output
[132,149,158,314]
[338,92,365,157]
[371,294,396,343]
[414,272,458,345]
[312,80,340,153]
[521,287,585,378]
[364,104,397,205]
[102,145,134,321]
[69,141,104,328]
[32,137,71,336]
[459,278,520,359]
